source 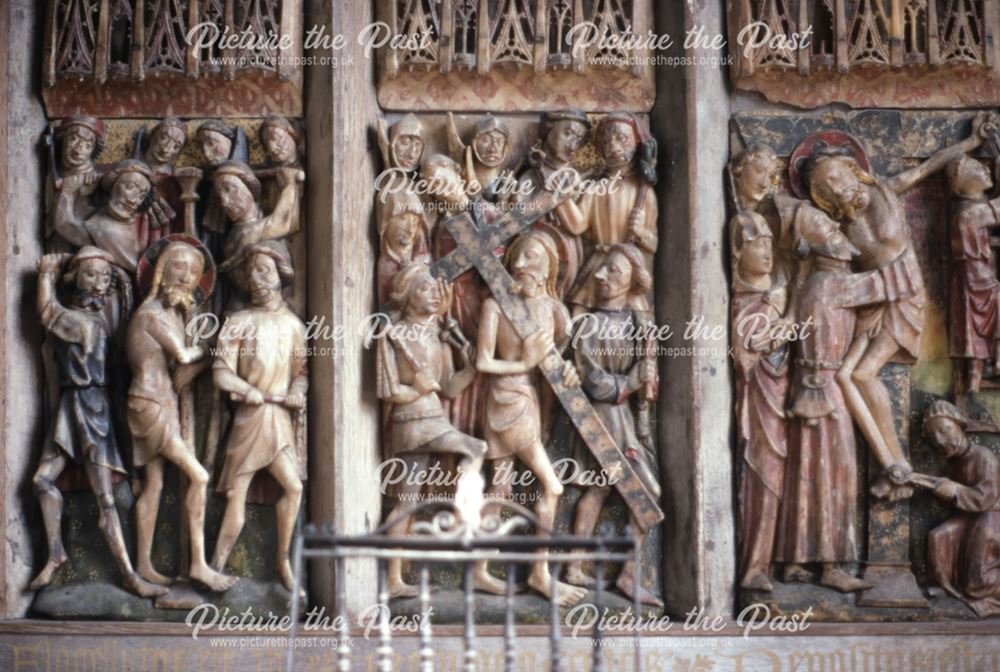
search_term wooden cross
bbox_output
[429,192,665,531]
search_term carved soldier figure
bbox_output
[259,115,302,169]
[568,113,658,314]
[29,249,166,598]
[53,159,154,274]
[196,119,237,169]
[919,400,1000,618]
[945,155,1000,395]
[474,230,585,606]
[212,161,302,288]
[797,119,991,493]
[446,113,513,201]
[45,114,106,248]
[777,202,889,593]
[211,241,308,592]
[376,262,487,597]
[127,241,236,592]
[377,113,427,177]
[730,211,790,592]
[196,119,244,252]
[139,116,187,236]
[517,110,592,298]
[564,243,662,606]
[376,190,431,305]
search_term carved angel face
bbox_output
[199,129,232,167]
[392,134,425,172]
[594,250,633,302]
[546,120,587,164]
[473,129,509,168]
[149,125,186,165]
[62,126,97,170]
[75,257,113,298]
[108,172,152,219]
[600,121,638,169]
[247,253,282,305]
[215,174,258,223]
[263,126,298,166]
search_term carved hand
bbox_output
[285,392,306,410]
[276,166,306,188]
[37,253,72,275]
[413,370,441,395]
[561,360,581,387]
[178,344,206,365]
[148,196,177,229]
[523,330,552,368]
[244,388,265,406]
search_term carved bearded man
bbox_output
[127,241,236,592]
[30,248,166,598]
[54,159,155,274]
[568,113,658,314]
[474,230,585,606]
[211,241,308,592]
[376,262,486,597]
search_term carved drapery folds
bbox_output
[730,0,1000,108]
[42,0,303,118]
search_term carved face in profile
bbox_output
[263,126,298,166]
[108,172,152,219]
[545,120,587,164]
[62,126,97,170]
[199,129,232,167]
[148,125,186,165]
[924,416,967,459]
[405,272,442,317]
[247,252,282,306]
[392,134,424,172]
[75,257,113,299]
[473,129,509,168]
[600,121,638,169]
[215,174,258,223]
[733,148,780,208]
[157,245,203,309]
[594,250,633,302]
[810,157,871,220]
[952,156,994,195]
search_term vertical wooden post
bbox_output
[798,0,811,74]
[835,0,849,72]
[890,0,904,67]
[42,0,58,85]
[572,0,586,72]
[95,0,110,84]
[533,0,547,75]
[927,0,940,64]
[476,0,491,74]
[440,0,454,74]
[983,0,996,67]
[384,0,400,78]
[223,0,237,80]
[739,0,754,77]
[131,0,146,81]
[277,0,301,81]
[186,0,200,80]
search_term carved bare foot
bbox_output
[528,572,588,607]
[615,573,664,608]
[29,554,68,591]
[137,562,173,587]
[389,580,421,598]
[191,563,238,592]
[820,567,872,593]
[783,564,812,583]
[563,564,599,588]
[473,566,508,595]
[740,570,774,592]
[123,572,170,598]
